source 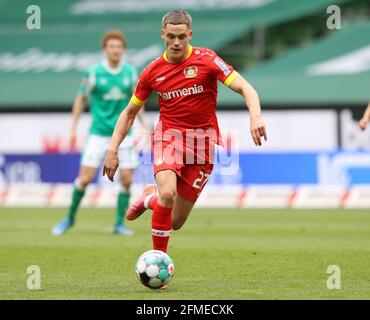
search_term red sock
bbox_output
[152,203,172,253]
[148,195,158,210]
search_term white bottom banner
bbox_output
[1,183,370,209]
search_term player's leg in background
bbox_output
[113,168,135,235]
[51,166,97,235]
[52,134,104,236]
[114,141,139,235]
[151,170,177,252]
[68,165,97,221]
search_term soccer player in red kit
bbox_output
[103,10,267,254]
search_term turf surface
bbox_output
[1,207,370,300]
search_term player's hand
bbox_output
[103,150,119,182]
[70,129,77,151]
[250,115,267,146]
[359,117,368,130]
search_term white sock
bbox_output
[144,194,156,209]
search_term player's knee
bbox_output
[78,176,93,188]
[171,220,184,230]
[159,189,176,206]
[120,178,133,190]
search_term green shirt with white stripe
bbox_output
[79,60,137,136]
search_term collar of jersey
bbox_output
[102,59,123,75]
[163,45,193,64]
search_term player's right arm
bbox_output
[103,100,143,181]
[70,93,87,150]
[70,67,94,150]
[359,101,370,130]
[108,100,142,154]
[104,67,153,181]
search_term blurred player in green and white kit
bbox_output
[52,31,145,236]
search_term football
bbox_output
[135,250,175,289]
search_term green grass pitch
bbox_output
[1,207,370,300]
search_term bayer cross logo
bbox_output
[183,66,198,78]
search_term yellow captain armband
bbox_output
[224,71,239,87]
[130,95,145,107]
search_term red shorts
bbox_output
[153,137,214,203]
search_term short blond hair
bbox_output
[162,10,192,29]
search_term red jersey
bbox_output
[131,45,238,145]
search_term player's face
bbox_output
[104,39,125,64]
[161,24,192,62]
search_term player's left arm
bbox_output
[227,73,267,146]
